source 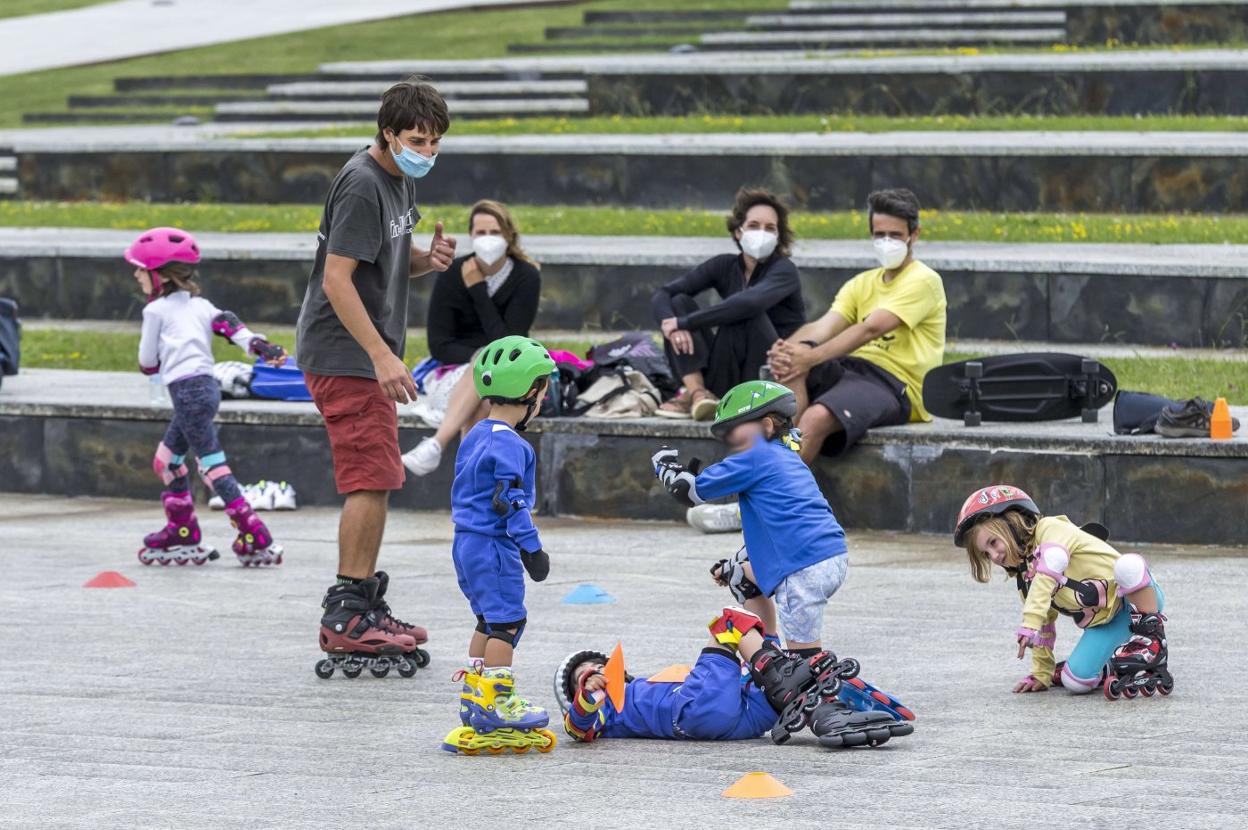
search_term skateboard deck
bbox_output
[922,352,1117,426]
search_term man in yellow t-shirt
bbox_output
[768,189,947,462]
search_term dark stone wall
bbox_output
[18,148,1248,213]
[7,255,1246,348]
[1065,5,1248,45]
[587,69,1248,117]
[2,413,1245,545]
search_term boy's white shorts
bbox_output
[773,555,848,644]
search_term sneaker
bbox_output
[401,436,443,476]
[1156,397,1241,438]
[656,391,693,420]
[247,480,275,511]
[687,503,742,534]
[691,390,719,422]
[208,493,225,510]
[271,481,298,511]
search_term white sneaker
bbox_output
[402,437,443,477]
[271,481,298,511]
[246,481,275,511]
[687,503,742,534]
[208,493,225,510]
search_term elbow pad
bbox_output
[211,311,246,340]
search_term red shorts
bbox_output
[305,372,405,494]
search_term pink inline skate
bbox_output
[224,496,283,567]
[138,491,219,566]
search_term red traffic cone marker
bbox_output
[85,571,135,588]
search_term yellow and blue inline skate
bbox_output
[442,666,557,755]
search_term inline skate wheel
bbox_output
[137,549,151,565]
[370,664,391,679]
[1102,676,1123,700]
[1158,677,1174,696]
[535,731,557,753]
[175,557,189,566]
[342,664,363,679]
[838,658,860,680]
[413,648,431,669]
[487,746,505,755]
[1122,684,1139,699]
[397,658,418,678]
[314,660,335,680]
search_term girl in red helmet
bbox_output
[126,227,288,568]
[953,485,1172,700]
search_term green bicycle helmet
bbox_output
[474,335,555,402]
[711,380,797,439]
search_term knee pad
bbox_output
[153,443,189,485]
[1113,553,1152,596]
[485,618,526,648]
[475,616,489,635]
[196,451,232,492]
[1059,663,1101,695]
[708,606,764,648]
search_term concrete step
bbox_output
[3,368,1245,543]
[265,79,589,99]
[700,27,1067,47]
[0,151,16,199]
[213,97,589,122]
[4,228,1245,349]
[747,12,1068,28]
[67,94,261,108]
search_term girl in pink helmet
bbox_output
[126,227,288,567]
[953,485,1172,701]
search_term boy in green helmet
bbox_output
[652,381,851,736]
[442,335,559,755]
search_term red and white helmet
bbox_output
[124,227,201,271]
[953,485,1041,547]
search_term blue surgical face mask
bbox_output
[389,135,437,179]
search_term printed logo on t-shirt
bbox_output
[389,208,417,239]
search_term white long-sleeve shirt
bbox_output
[138,291,257,385]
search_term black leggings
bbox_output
[662,294,778,397]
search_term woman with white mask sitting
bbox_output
[652,187,807,422]
[403,199,541,476]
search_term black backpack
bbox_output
[0,298,19,390]
[585,333,677,399]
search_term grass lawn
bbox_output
[18,327,1245,404]
[3,200,1246,244]
[241,113,1248,139]
[0,0,783,128]
[0,0,106,20]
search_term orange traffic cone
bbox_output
[722,772,793,799]
[1211,397,1233,440]
[84,571,135,588]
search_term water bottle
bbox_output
[148,375,169,406]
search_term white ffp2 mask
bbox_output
[739,229,779,261]
[472,235,509,266]
[872,237,909,270]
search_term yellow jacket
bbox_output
[1016,516,1124,685]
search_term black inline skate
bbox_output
[1103,612,1173,700]
[315,578,420,679]
[747,644,860,744]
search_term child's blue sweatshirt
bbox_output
[450,419,542,552]
[695,435,846,596]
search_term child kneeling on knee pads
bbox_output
[556,607,911,747]
[955,485,1172,699]
[652,381,849,658]
[442,336,558,755]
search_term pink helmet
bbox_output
[124,227,201,271]
[953,485,1041,547]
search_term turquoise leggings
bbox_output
[1064,583,1165,685]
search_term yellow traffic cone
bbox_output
[722,772,794,799]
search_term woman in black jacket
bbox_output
[402,199,541,476]
[653,187,806,421]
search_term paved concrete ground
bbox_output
[0,0,569,77]
[1,493,1244,829]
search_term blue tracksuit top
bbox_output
[450,419,542,552]
[694,435,847,596]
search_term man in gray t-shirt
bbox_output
[298,80,455,669]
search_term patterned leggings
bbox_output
[153,374,244,504]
